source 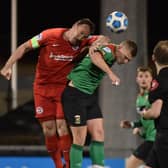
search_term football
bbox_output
[106,11,128,33]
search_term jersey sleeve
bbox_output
[149,79,165,104]
[30,29,52,49]
[97,46,115,64]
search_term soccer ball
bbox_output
[106,11,128,33]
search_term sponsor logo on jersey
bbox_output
[49,52,73,61]
[36,106,44,114]
[52,44,60,47]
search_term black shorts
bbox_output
[133,141,154,162]
[146,131,168,168]
[61,86,103,126]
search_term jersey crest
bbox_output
[102,47,111,53]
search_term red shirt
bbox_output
[30,28,97,86]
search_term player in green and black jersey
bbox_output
[120,66,156,168]
[62,39,137,168]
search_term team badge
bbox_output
[36,106,44,114]
[74,115,81,124]
[102,47,111,53]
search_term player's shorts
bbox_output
[62,86,103,126]
[33,84,65,121]
[133,140,154,162]
[146,131,168,168]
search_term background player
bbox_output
[120,66,156,168]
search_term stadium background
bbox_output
[0,0,168,167]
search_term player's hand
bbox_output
[108,73,120,86]
[89,45,99,56]
[0,67,12,80]
[136,106,146,114]
[120,120,132,128]
[132,127,141,135]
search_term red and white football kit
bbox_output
[30,28,97,120]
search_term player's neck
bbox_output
[63,30,69,41]
[139,88,148,95]
[156,63,168,74]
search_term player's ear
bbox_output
[116,45,122,53]
[118,45,122,49]
[152,54,155,61]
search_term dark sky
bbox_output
[0,1,168,63]
[0,0,100,63]
[147,1,168,56]
[17,1,101,40]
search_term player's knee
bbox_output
[91,128,104,141]
[73,135,85,146]
[43,127,56,137]
[42,122,56,137]
[56,119,69,136]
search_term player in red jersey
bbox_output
[0,18,100,168]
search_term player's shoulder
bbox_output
[101,44,115,53]
[82,35,99,45]
[42,28,67,37]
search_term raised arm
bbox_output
[89,50,120,85]
[0,40,32,80]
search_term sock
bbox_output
[45,135,63,168]
[89,141,105,166]
[70,144,83,168]
[58,134,72,168]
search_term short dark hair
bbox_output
[137,66,153,77]
[153,40,168,65]
[75,18,95,34]
[121,40,138,57]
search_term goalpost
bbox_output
[11,0,18,109]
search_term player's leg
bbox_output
[87,118,104,167]
[128,141,154,168]
[41,120,63,168]
[145,147,158,168]
[70,126,87,168]
[126,154,144,168]
[61,86,88,168]
[153,132,168,168]
[56,118,72,168]
[87,96,104,167]
[34,93,63,168]
[55,86,72,168]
